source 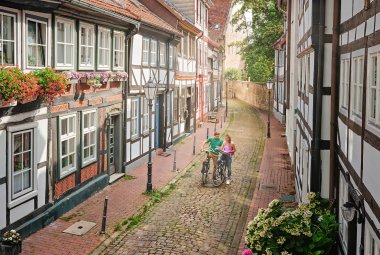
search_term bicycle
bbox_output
[201,149,211,185]
[200,148,228,187]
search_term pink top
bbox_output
[224,144,234,156]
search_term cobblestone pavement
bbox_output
[98,100,265,255]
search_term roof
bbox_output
[83,0,180,35]
[273,33,286,49]
[208,0,233,41]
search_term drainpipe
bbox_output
[194,31,204,133]
[310,0,325,193]
[122,26,139,168]
[277,0,286,14]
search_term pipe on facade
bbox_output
[277,0,286,14]
[286,0,291,110]
[310,0,325,193]
[194,31,204,133]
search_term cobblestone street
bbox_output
[97,100,264,255]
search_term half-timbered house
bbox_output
[0,0,140,237]
[273,34,287,124]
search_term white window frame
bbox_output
[339,174,349,253]
[131,98,139,138]
[142,98,149,134]
[368,52,380,127]
[142,37,149,66]
[113,31,125,70]
[7,122,38,209]
[351,56,364,117]
[150,39,157,67]
[0,11,17,66]
[169,45,174,69]
[55,17,75,70]
[59,113,77,178]
[79,22,95,70]
[340,58,350,111]
[98,27,111,70]
[81,109,97,167]
[166,92,171,125]
[26,17,48,69]
[159,42,166,67]
[365,228,380,255]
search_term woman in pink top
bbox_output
[221,134,236,184]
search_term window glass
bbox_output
[160,42,166,67]
[142,37,149,65]
[0,13,15,65]
[82,110,97,165]
[27,19,47,68]
[60,114,76,177]
[98,28,111,69]
[131,99,139,137]
[169,45,174,69]
[143,99,149,133]
[79,24,95,68]
[56,19,75,68]
[113,32,125,69]
[151,40,157,66]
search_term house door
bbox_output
[108,115,121,175]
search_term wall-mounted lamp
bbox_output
[341,188,364,224]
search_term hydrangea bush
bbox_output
[2,229,21,245]
[245,192,337,255]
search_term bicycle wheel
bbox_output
[213,162,226,187]
[201,162,209,185]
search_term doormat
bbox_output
[159,152,171,157]
[63,220,96,236]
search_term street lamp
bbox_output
[266,79,273,138]
[143,77,157,192]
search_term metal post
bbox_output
[193,135,196,155]
[220,116,222,128]
[172,147,177,171]
[100,196,109,234]
[147,99,153,192]
[206,128,209,139]
[214,123,216,133]
[267,90,271,138]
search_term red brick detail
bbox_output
[72,100,89,108]
[51,104,69,113]
[105,94,122,103]
[81,163,98,183]
[103,154,107,172]
[77,83,92,93]
[89,97,103,106]
[54,173,75,198]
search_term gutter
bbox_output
[61,0,140,28]
[310,0,325,193]
[194,31,204,133]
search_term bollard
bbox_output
[206,128,209,139]
[193,135,196,155]
[220,117,223,128]
[214,123,216,133]
[100,196,109,234]
[173,147,177,171]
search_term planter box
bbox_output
[0,243,22,255]
[19,95,38,104]
[67,78,79,84]
[0,100,17,108]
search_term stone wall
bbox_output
[224,80,272,111]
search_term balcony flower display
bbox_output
[245,192,337,255]
[0,66,39,107]
[31,67,67,103]
[112,71,128,81]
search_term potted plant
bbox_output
[100,71,112,83]
[0,66,39,107]
[31,67,67,103]
[112,71,128,81]
[1,229,22,255]
[81,72,102,89]
[245,192,338,255]
[62,71,81,84]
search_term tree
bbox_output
[224,67,242,81]
[232,0,284,82]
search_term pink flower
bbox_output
[242,249,253,255]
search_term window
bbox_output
[113,31,125,70]
[178,37,182,56]
[82,110,97,166]
[183,33,188,58]
[56,18,75,69]
[166,93,171,125]
[340,59,350,109]
[98,27,111,69]
[79,23,95,69]
[131,98,139,137]
[365,229,380,255]
[27,18,47,68]
[59,114,76,177]
[173,89,178,123]
[142,37,149,65]
[190,37,195,58]
[339,175,349,252]
[160,42,166,67]
[169,45,174,69]
[351,56,364,116]
[0,12,16,65]
[368,54,380,124]
[10,130,33,198]
[150,39,157,66]
[143,99,149,133]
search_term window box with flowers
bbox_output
[62,71,81,84]
[80,72,112,89]
[1,229,22,255]
[244,192,338,255]
[0,66,39,107]
[31,67,67,103]
[112,71,128,81]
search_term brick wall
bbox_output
[225,80,272,111]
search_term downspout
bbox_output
[163,35,176,151]
[123,26,140,167]
[276,48,280,112]
[194,31,204,133]
[277,0,286,14]
[310,0,325,193]
[286,1,291,111]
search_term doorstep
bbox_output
[109,173,124,184]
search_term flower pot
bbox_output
[0,242,22,255]
[19,95,38,104]
[0,100,17,108]
[67,78,79,84]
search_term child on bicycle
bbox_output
[201,132,224,175]
[221,134,236,184]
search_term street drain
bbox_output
[259,184,278,191]
[63,220,96,236]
